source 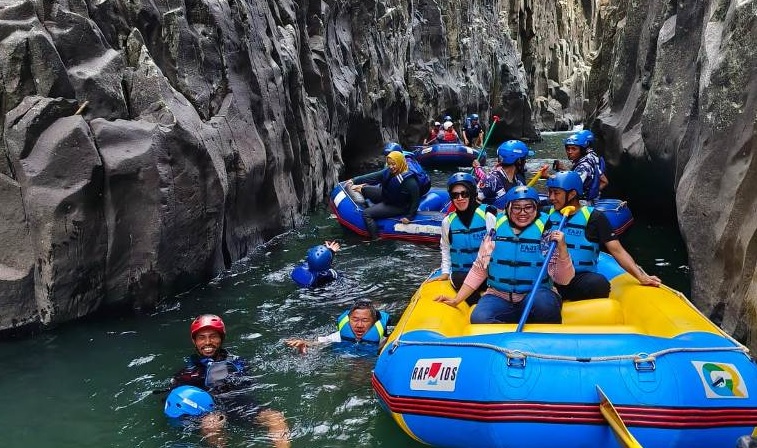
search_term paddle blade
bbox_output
[597,385,643,448]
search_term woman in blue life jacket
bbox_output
[167,314,290,447]
[345,151,421,240]
[382,142,431,195]
[435,186,573,324]
[290,241,340,287]
[432,172,497,305]
[285,300,390,354]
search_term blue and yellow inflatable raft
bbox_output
[373,254,757,448]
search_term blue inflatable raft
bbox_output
[412,143,486,168]
[594,198,634,235]
[373,254,757,448]
[329,182,450,244]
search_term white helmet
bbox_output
[443,121,453,130]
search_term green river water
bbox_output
[0,132,690,447]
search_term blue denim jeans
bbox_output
[470,287,562,324]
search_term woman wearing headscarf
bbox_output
[346,151,421,240]
[433,172,497,305]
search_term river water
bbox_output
[0,132,690,447]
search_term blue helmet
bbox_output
[447,172,477,191]
[306,245,333,272]
[382,142,403,156]
[575,129,595,146]
[443,115,452,121]
[503,185,540,208]
[497,140,533,165]
[164,386,214,418]
[470,114,479,120]
[563,133,591,149]
[546,171,584,195]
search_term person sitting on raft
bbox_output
[435,186,572,324]
[435,121,461,143]
[423,121,441,145]
[285,300,390,354]
[475,140,531,208]
[345,151,421,240]
[168,314,290,447]
[557,130,608,202]
[433,172,497,305]
[291,241,341,288]
[545,171,660,301]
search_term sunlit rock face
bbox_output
[0,0,596,332]
[588,0,757,350]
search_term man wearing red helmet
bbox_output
[170,314,290,447]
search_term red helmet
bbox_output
[190,314,226,340]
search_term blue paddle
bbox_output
[515,205,575,332]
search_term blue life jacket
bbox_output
[464,123,483,140]
[487,212,549,293]
[291,264,338,287]
[337,309,390,344]
[548,206,599,273]
[404,155,431,196]
[446,205,489,273]
[381,169,416,205]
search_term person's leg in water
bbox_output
[256,409,291,448]
[199,412,227,447]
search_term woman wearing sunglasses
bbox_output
[434,173,497,305]
[435,185,573,324]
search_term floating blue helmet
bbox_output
[306,245,333,272]
[574,129,595,146]
[546,171,584,195]
[470,114,479,120]
[164,386,214,418]
[496,140,534,165]
[382,142,403,156]
[563,133,591,149]
[447,172,477,191]
[503,185,540,208]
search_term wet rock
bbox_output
[587,0,757,351]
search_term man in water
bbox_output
[285,300,389,354]
[170,314,290,447]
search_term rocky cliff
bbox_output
[0,0,596,333]
[587,0,757,349]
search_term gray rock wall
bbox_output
[1,0,596,332]
[587,0,757,350]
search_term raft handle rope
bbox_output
[389,338,748,366]
[637,266,748,352]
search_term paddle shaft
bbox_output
[470,116,499,171]
[515,208,573,332]
[526,170,541,187]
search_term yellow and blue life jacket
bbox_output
[447,205,488,273]
[548,206,599,273]
[487,212,548,293]
[337,309,390,344]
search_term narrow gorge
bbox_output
[1,0,755,351]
